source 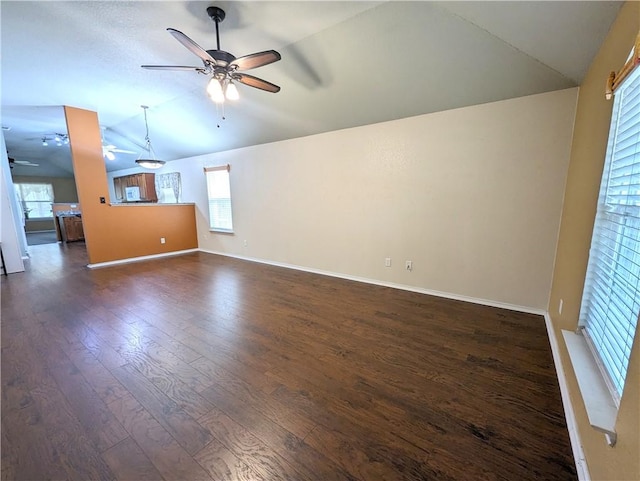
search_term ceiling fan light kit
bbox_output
[41,133,69,146]
[135,105,166,170]
[225,81,240,100]
[206,77,240,103]
[142,5,281,109]
[206,77,225,103]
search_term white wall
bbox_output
[121,88,578,311]
[1,133,26,273]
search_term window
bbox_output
[204,165,233,232]
[14,182,54,219]
[579,65,640,402]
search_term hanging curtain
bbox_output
[155,172,181,203]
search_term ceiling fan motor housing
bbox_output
[206,6,226,23]
[207,49,236,67]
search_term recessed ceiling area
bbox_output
[1,1,623,177]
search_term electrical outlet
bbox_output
[405,260,413,271]
[243,239,248,247]
[160,237,166,244]
[385,257,391,267]
[559,299,563,315]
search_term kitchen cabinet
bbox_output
[53,203,81,241]
[59,215,84,242]
[113,173,157,203]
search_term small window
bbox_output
[204,165,233,232]
[14,182,54,219]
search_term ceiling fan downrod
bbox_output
[206,6,225,51]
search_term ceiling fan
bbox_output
[141,6,281,104]
[102,143,136,161]
[8,157,39,168]
[101,128,136,161]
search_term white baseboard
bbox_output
[544,313,590,481]
[87,248,199,269]
[198,249,546,316]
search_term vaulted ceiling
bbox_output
[1,1,623,177]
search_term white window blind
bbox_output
[204,165,233,232]
[579,65,640,400]
[14,182,54,218]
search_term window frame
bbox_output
[14,182,55,220]
[578,63,640,405]
[204,164,234,233]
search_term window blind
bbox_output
[204,165,233,231]
[579,65,640,400]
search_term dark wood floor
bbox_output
[1,243,577,480]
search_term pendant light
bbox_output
[135,105,166,169]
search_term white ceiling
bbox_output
[1,1,622,177]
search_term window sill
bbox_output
[209,229,234,234]
[562,329,618,446]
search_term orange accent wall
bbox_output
[64,106,197,264]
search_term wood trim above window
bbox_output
[204,164,230,173]
[606,31,640,99]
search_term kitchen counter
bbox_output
[109,202,195,206]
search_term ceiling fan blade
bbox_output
[235,73,281,93]
[167,28,216,65]
[230,50,281,71]
[141,65,206,72]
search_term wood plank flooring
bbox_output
[1,242,577,480]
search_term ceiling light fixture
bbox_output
[135,105,166,170]
[41,133,68,146]
[225,81,239,101]
[206,77,240,104]
[206,77,225,103]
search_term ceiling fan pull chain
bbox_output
[216,102,226,128]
